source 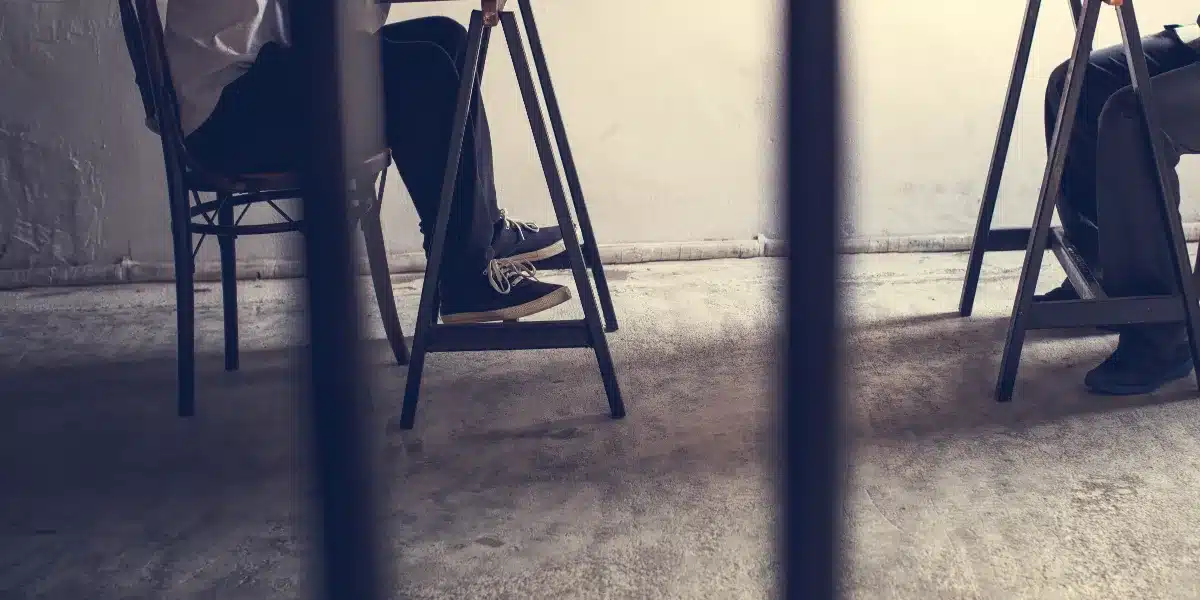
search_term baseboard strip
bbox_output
[3,224,1198,290]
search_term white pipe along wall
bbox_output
[0,0,1198,288]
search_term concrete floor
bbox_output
[2,254,1200,599]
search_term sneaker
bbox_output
[1034,278,1119,333]
[440,259,572,324]
[491,209,566,265]
[1033,279,1082,303]
[1084,337,1194,396]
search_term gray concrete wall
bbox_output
[2,0,1199,274]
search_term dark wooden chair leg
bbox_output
[217,195,240,372]
[173,184,196,417]
[516,0,619,332]
[502,12,625,419]
[361,183,410,365]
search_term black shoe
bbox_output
[1033,279,1081,303]
[1034,279,1119,333]
[491,209,567,266]
[440,259,572,324]
[1084,338,1194,396]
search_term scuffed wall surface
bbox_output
[0,0,167,267]
[0,126,104,269]
[0,3,109,269]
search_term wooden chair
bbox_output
[117,0,409,417]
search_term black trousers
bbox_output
[186,17,500,281]
[1044,29,1200,350]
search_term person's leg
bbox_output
[379,17,570,268]
[184,43,308,174]
[1084,60,1200,395]
[1038,31,1196,301]
[378,17,570,322]
[378,18,495,272]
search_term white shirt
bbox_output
[163,0,389,135]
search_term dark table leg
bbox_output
[501,12,625,418]
[517,0,620,332]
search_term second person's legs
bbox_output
[1038,31,1197,301]
[1085,60,1200,395]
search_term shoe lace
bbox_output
[485,258,538,294]
[498,208,540,241]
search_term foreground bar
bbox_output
[293,1,389,598]
[783,0,842,596]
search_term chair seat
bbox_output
[185,149,392,194]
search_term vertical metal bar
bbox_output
[995,0,1103,402]
[1115,1,1200,388]
[500,13,625,419]
[783,0,841,596]
[960,0,1043,317]
[398,11,488,431]
[516,0,620,332]
[290,1,389,598]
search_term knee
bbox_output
[1098,86,1140,125]
[415,16,470,54]
[1046,60,1070,105]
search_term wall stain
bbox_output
[0,125,105,270]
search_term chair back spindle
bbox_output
[116,0,200,178]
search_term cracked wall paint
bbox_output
[0,0,111,270]
[0,127,104,268]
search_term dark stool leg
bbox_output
[502,12,625,419]
[217,195,240,372]
[397,12,488,430]
[517,0,619,332]
[997,0,1100,402]
[1116,4,1200,389]
[961,0,1043,318]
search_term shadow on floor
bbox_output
[5,287,1199,597]
[848,311,1200,441]
[0,330,781,598]
[4,310,1192,539]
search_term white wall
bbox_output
[1,0,1197,272]
[0,0,781,270]
[845,0,1200,239]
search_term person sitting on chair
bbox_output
[1035,8,1200,395]
[163,1,572,324]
